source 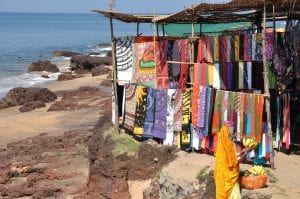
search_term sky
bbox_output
[0,0,228,14]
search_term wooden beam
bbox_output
[109,16,119,133]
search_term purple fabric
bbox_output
[266,33,274,60]
[197,86,207,128]
[143,88,155,138]
[153,89,168,139]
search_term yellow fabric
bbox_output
[208,63,214,86]
[214,36,219,61]
[133,86,147,135]
[215,126,240,199]
[229,183,241,199]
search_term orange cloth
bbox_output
[214,126,240,199]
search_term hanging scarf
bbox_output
[123,84,138,132]
[133,86,148,135]
[197,86,207,128]
[179,39,189,90]
[238,62,244,89]
[164,89,176,145]
[265,32,274,60]
[210,36,215,62]
[251,34,256,61]
[234,35,240,61]
[153,89,168,139]
[213,63,221,89]
[182,90,191,127]
[255,33,263,61]
[214,36,219,61]
[206,36,213,63]
[197,37,205,63]
[226,35,232,62]
[143,88,156,138]
[191,85,200,127]
[208,63,214,87]
[239,34,244,61]
[173,89,183,132]
[156,40,169,88]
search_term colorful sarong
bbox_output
[123,84,138,131]
[143,88,155,138]
[173,89,183,132]
[153,89,168,139]
[156,40,169,88]
[133,86,148,135]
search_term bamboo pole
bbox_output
[109,16,119,133]
[262,0,275,168]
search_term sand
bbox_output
[0,73,110,149]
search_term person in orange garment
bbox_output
[214,121,242,199]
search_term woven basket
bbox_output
[240,174,267,190]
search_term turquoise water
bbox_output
[0,12,153,97]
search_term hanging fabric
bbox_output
[133,38,156,86]
[143,87,156,138]
[123,84,138,131]
[173,89,183,132]
[156,40,169,88]
[115,36,134,83]
[133,86,148,135]
[164,89,176,145]
[153,89,168,139]
[179,39,190,90]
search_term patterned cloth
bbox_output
[164,89,176,145]
[115,36,134,82]
[265,32,274,60]
[156,40,169,88]
[133,86,148,135]
[123,84,138,131]
[133,41,156,85]
[179,39,189,90]
[143,88,155,138]
[153,89,168,139]
[173,89,183,132]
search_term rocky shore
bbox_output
[0,49,300,199]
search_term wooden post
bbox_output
[162,24,165,36]
[136,22,140,35]
[109,16,119,133]
[262,1,274,168]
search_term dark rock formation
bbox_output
[79,114,177,198]
[41,74,50,78]
[0,87,57,110]
[70,55,112,72]
[91,66,110,76]
[47,86,109,112]
[57,72,84,81]
[106,50,112,57]
[19,101,46,112]
[97,43,111,47]
[53,50,81,57]
[28,60,59,73]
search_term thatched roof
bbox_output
[154,0,300,23]
[92,9,168,23]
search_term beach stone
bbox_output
[70,55,112,72]
[97,43,111,47]
[57,72,84,81]
[19,101,46,112]
[3,87,57,107]
[91,66,111,76]
[28,60,59,73]
[53,50,81,57]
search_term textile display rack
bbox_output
[93,0,300,169]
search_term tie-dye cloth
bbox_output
[173,89,183,132]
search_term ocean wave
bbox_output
[0,72,60,98]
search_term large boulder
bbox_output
[91,66,111,76]
[19,101,46,112]
[53,51,81,57]
[57,72,84,81]
[0,87,57,108]
[28,60,59,73]
[70,55,112,72]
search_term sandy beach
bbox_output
[0,72,111,149]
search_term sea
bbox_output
[0,12,153,97]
